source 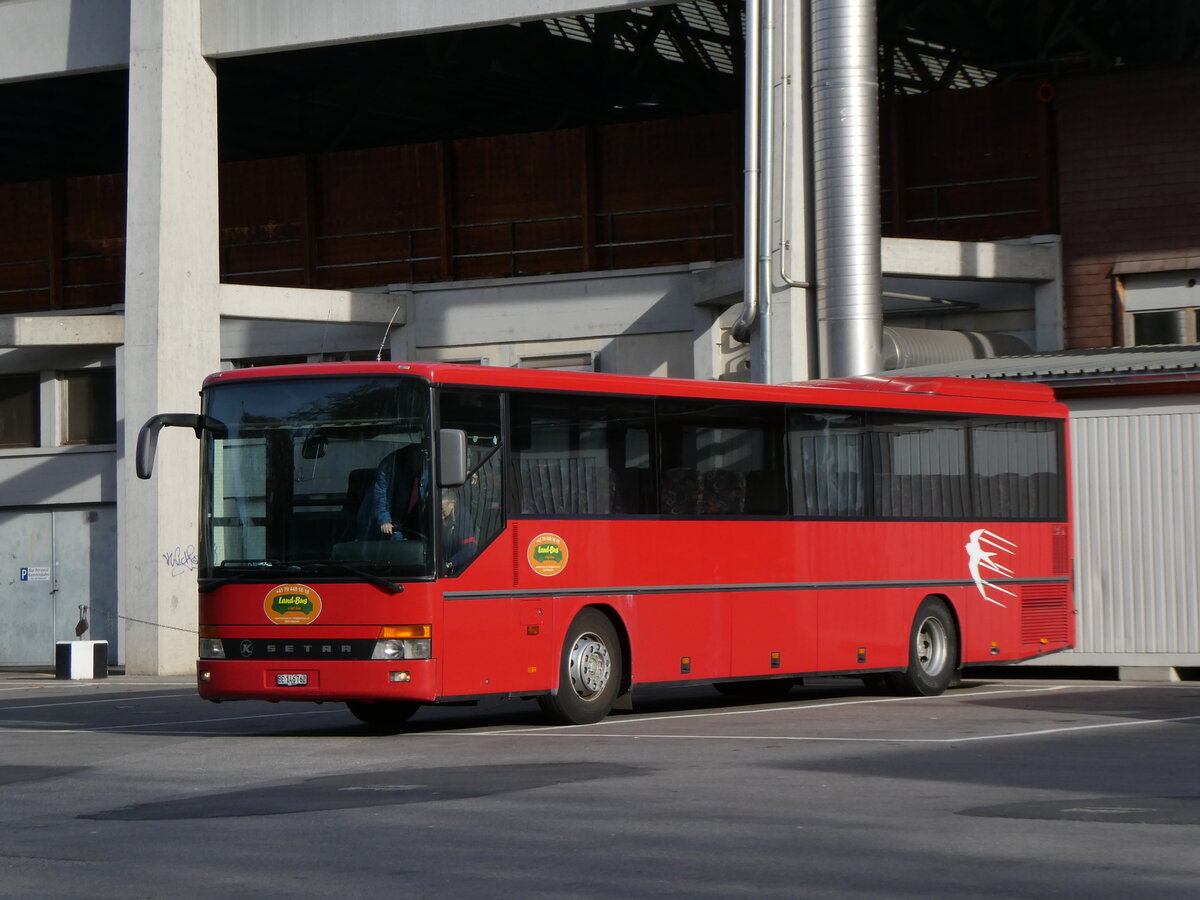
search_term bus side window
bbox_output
[866,413,969,520]
[437,391,504,564]
[510,392,655,516]
[970,419,1064,520]
[658,400,786,517]
[788,409,865,518]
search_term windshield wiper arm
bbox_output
[199,560,291,594]
[288,561,404,595]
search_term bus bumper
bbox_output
[196,659,438,703]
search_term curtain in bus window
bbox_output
[971,419,1062,520]
[788,410,865,518]
[510,393,654,516]
[867,414,969,519]
[658,400,786,517]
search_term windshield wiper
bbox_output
[287,560,404,595]
[199,560,290,594]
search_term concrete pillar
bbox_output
[118,0,221,675]
[766,0,816,383]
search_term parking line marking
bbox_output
[0,682,196,692]
[466,685,1200,743]
[0,707,346,735]
[474,684,1077,736]
[475,712,1200,744]
[0,692,198,711]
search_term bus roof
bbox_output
[204,362,1061,413]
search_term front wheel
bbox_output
[346,700,420,730]
[885,598,958,696]
[537,609,622,725]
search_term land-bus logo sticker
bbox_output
[264,584,323,625]
[527,533,568,577]
[966,529,1017,608]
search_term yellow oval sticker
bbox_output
[527,533,568,577]
[264,584,323,625]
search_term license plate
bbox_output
[276,673,308,687]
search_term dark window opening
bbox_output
[62,369,116,445]
[0,374,40,448]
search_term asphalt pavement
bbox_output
[2,670,1198,898]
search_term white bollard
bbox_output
[55,641,109,680]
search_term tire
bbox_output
[346,700,420,730]
[537,609,622,725]
[713,679,797,701]
[885,597,958,697]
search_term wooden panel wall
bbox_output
[1,96,1066,315]
[219,114,741,290]
[1057,70,1200,348]
[881,82,1055,242]
[0,175,125,314]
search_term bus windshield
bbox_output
[199,375,433,581]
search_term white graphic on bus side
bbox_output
[966,528,1017,608]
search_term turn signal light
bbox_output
[380,625,431,639]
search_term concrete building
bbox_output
[0,0,1196,674]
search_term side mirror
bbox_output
[437,428,468,487]
[136,413,224,479]
[301,434,328,459]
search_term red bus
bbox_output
[137,363,1073,727]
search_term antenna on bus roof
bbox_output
[376,303,403,361]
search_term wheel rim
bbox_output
[567,631,612,700]
[915,615,949,675]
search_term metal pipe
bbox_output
[756,0,773,378]
[732,0,761,345]
[778,0,811,291]
[812,0,881,376]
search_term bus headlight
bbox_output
[372,625,431,660]
[198,626,224,659]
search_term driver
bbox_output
[367,443,429,539]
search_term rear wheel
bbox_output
[538,609,622,725]
[346,700,420,730]
[885,598,958,696]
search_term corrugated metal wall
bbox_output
[1070,396,1200,663]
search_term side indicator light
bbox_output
[526,625,540,636]
[680,656,692,674]
[381,625,431,639]
[857,647,867,663]
[770,651,781,669]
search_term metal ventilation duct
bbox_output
[881,326,1032,370]
[812,0,881,376]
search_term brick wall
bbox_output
[1058,70,1200,347]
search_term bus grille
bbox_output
[1021,585,1072,646]
[1052,525,1070,575]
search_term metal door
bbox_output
[0,511,54,666]
[0,507,118,667]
